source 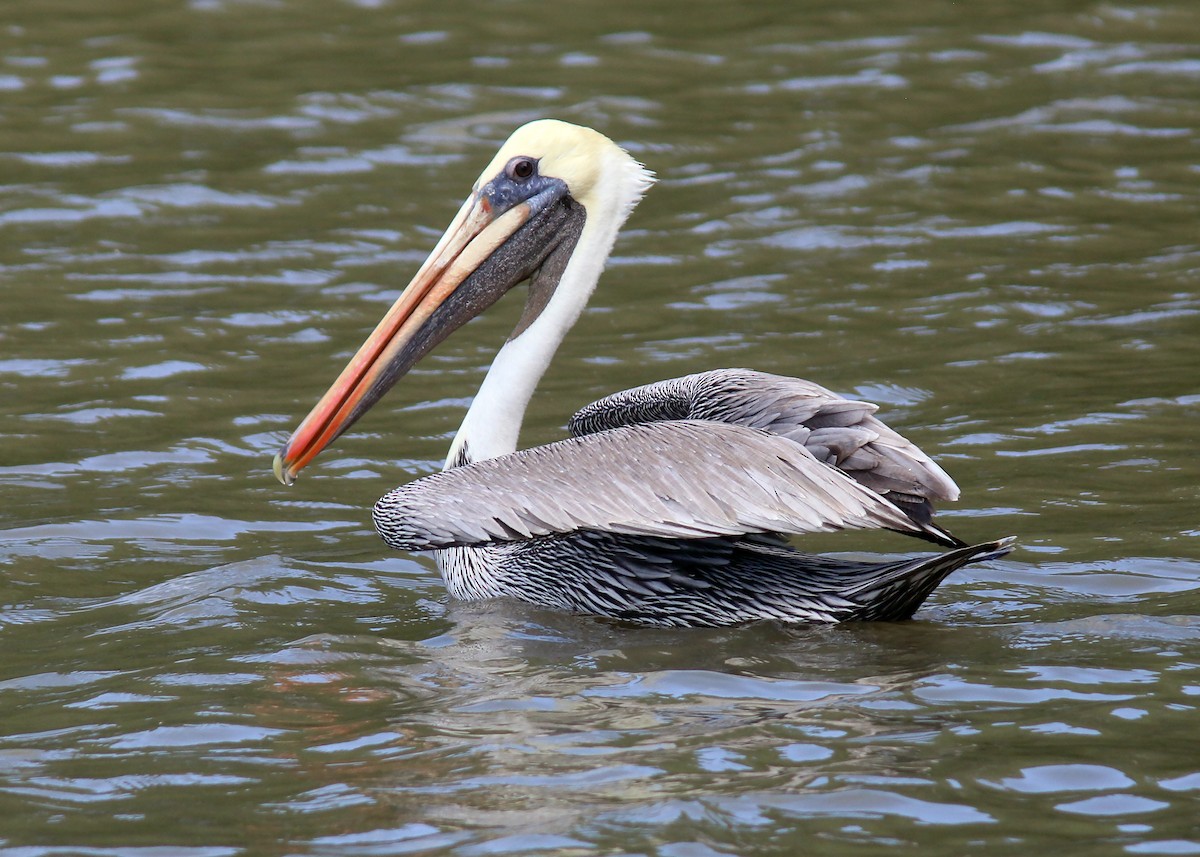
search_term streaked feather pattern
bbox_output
[373,419,942,551]
[570,369,962,542]
[370,373,1013,627]
[438,531,1015,626]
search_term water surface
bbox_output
[2,1,1199,854]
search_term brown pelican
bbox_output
[273,119,1013,627]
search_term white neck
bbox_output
[443,133,654,470]
[444,213,614,469]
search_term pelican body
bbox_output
[274,120,1012,627]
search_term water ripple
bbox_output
[2,2,1199,854]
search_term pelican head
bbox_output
[274,119,654,484]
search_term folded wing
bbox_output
[373,420,945,551]
[569,369,962,543]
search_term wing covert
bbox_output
[569,369,962,541]
[373,420,931,551]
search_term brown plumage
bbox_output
[276,120,1014,626]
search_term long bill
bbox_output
[272,191,535,486]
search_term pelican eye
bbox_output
[507,157,536,181]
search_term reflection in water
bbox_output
[2,0,1199,853]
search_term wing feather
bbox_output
[373,420,927,551]
[568,369,962,541]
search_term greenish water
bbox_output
[2,1,1199,854]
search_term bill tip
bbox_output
[272,451,296,486]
